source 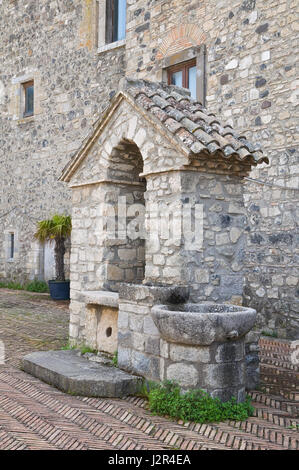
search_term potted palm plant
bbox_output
[34,214,72,300]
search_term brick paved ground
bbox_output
[0,288,298,450]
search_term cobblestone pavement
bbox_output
[0,288,298,450]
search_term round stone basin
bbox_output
[151,303,257,346]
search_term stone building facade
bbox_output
[0,0,298,339]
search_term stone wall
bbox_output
[124,0,298,338]
[0,0,297,337]
[0,0,125,282]
[145,170,248,303]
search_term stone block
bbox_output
[160,339,169,358]
[107,264,124,281]
[118,310,129,329]
[169,344,210,363]
[216,233,230,245]
[96,306,118,355]
[195,269,209,283]
[145,336,160,355]
[22,350,141,398]
[210,387,245,402]
[166,363,199,388]
[203,362,245,389]
[69,323,79,339]
[215,341,244,363]
[132,332,145,351]
[131,351,151,375]
[129,313,144,332]
[245,352,260,391]
[118,347,132,369]
[230,227,242,243]
[118,248,137,261]
[150,356,161,381]
[118,330,132,348]
[143,316,160,336]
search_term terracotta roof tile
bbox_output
[164,117,183,134]
[150,105,169,122]
[124,78,268,166]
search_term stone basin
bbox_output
[151,303,257,346]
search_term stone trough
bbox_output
[151,303,257,402]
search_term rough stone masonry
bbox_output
[60,77,266,393]
[0,1,298,341]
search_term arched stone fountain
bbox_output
[24,79,265,400]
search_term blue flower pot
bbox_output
[48,280,70,300]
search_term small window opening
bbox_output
[10,233,14,259]
[23,80,34,117]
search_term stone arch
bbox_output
[103,138,146,291]
[106,138,145,183]
[157,24,206,59]
[65,98,190,187]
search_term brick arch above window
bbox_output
[157,24,206,60]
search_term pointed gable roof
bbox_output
[60,78,268,182]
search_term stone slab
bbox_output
[82,290,119,308]
[22,350,142,398]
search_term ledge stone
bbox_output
[22,350,142,398]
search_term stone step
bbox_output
[259,355,298,371]
[260,352,298,365]
[252,402,299,429]
[260,384,298,402]
[260,336,296,351]
[259,337,299,401]
[228,415,299,450]
[249,391,299,418]
[259,337,299,364]
[22,350,142,398]
[261,377,299,393]
[261,364,299,383]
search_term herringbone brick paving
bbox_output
[0,288,298,450]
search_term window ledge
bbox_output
[17,115,35,125]
[97,39,126,54]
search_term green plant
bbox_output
[112,350,118,367]
[287,424,299,430]
[261,330,278,338]
[34,214,72,282]
[137,380,153,399]
[25,280,49,293]
[0,279,49,293]
[147,381,254,424]
[0,281,23,290]
[79,344,97,355]
[61,342,97,355]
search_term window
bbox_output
[9,233,14,259]
[23,80,34,117]
[106,0,126,44]
[167,59,197,99]
[162,46,206,104]
[5,229,18,261]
